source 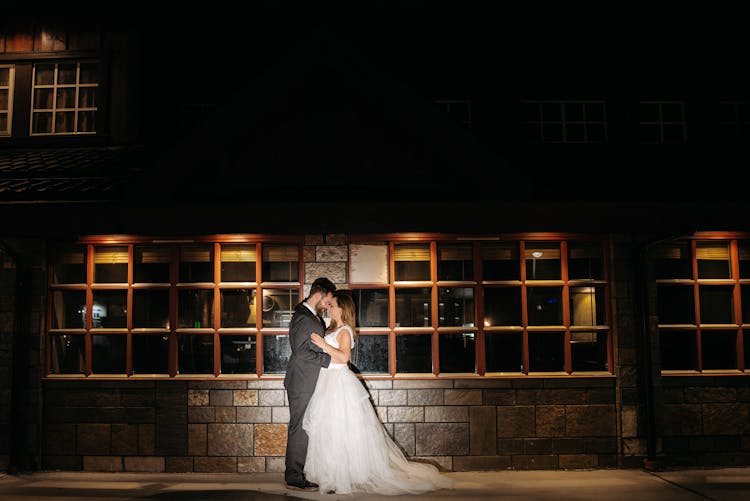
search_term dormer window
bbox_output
[31,60,99,135]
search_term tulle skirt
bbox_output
[302,365,454,495]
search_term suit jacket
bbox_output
[283,301,332,396]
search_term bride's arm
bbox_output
[310,329,351,364]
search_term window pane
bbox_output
[179,245,213,282]
[221,289,255,328]
[221,244,257,282]
[49,334,85,374]
[32,112,52,133]
[484,287,521,326]
[570,286,605,326]
[262,334,291,374]
[55,111,75,133]
[702,330,737,370]
[91,290,127,328]
[132,335,169,374]
[395,334,432,373]
[482,242,519,280]
[262,288,296,328]
[660,330,697,370]
[394,244,430,281]
[395,288,431,327]
[527,287,563,326]
[135,245,170,283]
[439,332,475,373]
[699,286,734,324]
[438,287,474,327]
[34,88,53,108]
[351,334,389,374]
[178,289,214,328]
[220,335,256,374]
[92,335,126,373]
[568,242,602,280]
[657,285,695,324]
[133,289,169,328]
[51,290,86,329]
[57,64,77,84]
[696,241,731,279]
[35,64,55,85]
[652,243,692,279]
[94,246,128,283]
[56,87,76,108]
[0,68,9,86]
[350,243,388,284]
[525,243,560,280]
[78,111,95,132]
[485,332,522,372]
[529,332,564,372]
[742,285,750,324]
[262,245,299,282]
[438,244,473,281]
[352,288,388,327]
[745,332,750,370]
[178,334,213,374]
[738,241,750,278]
[79,63,99,83]
[571,331,608,371]
[51,245,86,284]
[78,87,96,107]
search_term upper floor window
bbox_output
[521,100,607,143]
[0,65,13,136]
[638,100,686,144]
[719,101,750,143]
[31,60,98,135]
[435,99,472,128]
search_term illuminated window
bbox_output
[31,60,98,135]
[522,100,608,143]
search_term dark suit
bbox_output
[283,301,331,484]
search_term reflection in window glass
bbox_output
[92,335,126,373]
[438,244,473,281]
[568,243,602,280]
[179,245,213,283]
[525,243,560,280]
[396,334,432,373]
[570,286,605,326]
[657,286,695,324]
[439,332,475,373]
[52,246,86,284]
[220,335,256,374]
[262,245,298,282]
[133,289,169,328]
[482,242,519,281]
[438,287,474,327]
[51,290,86,329]
[485,333,522,372]
[696,242,731,279]
[702,330,737,370]
[221,244,257,282]
[571,331,608,371]
[660,330,696,370]
[135,245,170,283]
[652,243,691,279]
[529,332,564,372]
[262,288,296,328]
[527,287,563,326]
[395,288,431,327]
[263,334,291,373]
[699,286,734,324]
[351,334,388,374]
[178,289,214,328]
[178,334,213,374]
[484,288,521,326]
[49,334,85,374]
[133,335,169,374]
[394,244,430,281]
[91,290,127,328]
[221,289,255,328]
[352,288,388,327]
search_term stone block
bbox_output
[444,389,482,405]
[44,423,76,455]
[77,423,110,455]
[266,456,285,472]
[394,423,415,456]
[305,263,346,284]
[83,456,122,472]
[453,455,511,471]
[363,379,393,390]
[304,234,325,245]
[188,389,209,406]
[111,424,138,455]
[565,405,615,437]
[316,245,348,262]
[511,454,558,470]
[215,406,236,423]
[622,438,647,455]
[587,388,615,404]
[272,406,289,423]
[559,454,598,469]
[207,424,254,456]
[621,405,638,438]
[325,234,347,245]
[470,406,496,455]
[139,424,155,455]
[524,438,553,454]
[685,387,737,403]
[536,405,565,437]
[124,456,165,472]
[233,389,259,406]
[497,406,534,438]
[259,390,286,406]
[408,389,444,405]
[209,389,233,406]
[663,404,702,435]
[703,403,750,435]
[194,457,237,473]
[237,407,272,423]
[388,406,424,423]
[454,379,512,388]
[425,406,467,422]
[584,437,617,454]
[255,424,286,456]
[413,456,452,471]
[415,423,468,455]
[43,455,82,471]
[246,380,285,389]
[378,389,407,406]
[393,379,453,389]
[166,456,193,472]
[483,389,515,405]
[238,457,266,473]
[188,424,206,456]
[552,438,584,454]
[497,438,524,454]
[303,245,316,262]
[188,407,215,423]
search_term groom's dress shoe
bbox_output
[286,480,318,491]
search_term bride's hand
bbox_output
[310,333,326,350]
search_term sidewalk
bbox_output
[1,467,748,500]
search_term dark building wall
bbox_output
[0,247,14,471]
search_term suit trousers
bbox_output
[285,386,314,483]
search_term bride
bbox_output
[303,290,454,495]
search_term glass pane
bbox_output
[570,286,605,326]
[568,242,603,280]
[133,289,169,328]
[438,287,474,327]
[350,243,389,284]
[94,246,128,283]
[745,332,750,370]
[179,245,213,282]
[395,334,432,373]
[542,102,561,121]
[92,335,126,374]
[132,335,169,374]
[571,331,608,372]
[32,112,53,133]
[0,114,6,133]
[91,290,127,328]
[49,334,85,374]
[51,290,86,329]
[484,287,521,327]
[739,241,750,278]
[52,246,86,284]
[586,103,604,121]
[394,248,431,281]
[661,102,684,122]
[57,64,77,84]
[527,287,563,326]
[587,123,607,143]
[352,288,388,327]
[78,87,96,107]
[439,332,475,373]
[34,64,55,85]
[262,334,291,374]
[78,111,95,132]
[220,334,256,374]
[699,286,734,324]
[135,245,170,283]
[652,243,692,279]
[566,123,585,142]
[529,332,564,372]
[702,330,737,370]
[262,288,296,328]
[0,68,8,86]
[565,102,584,121]
[639,124,660,143]
[639,102,659,122]
[542,123,562,142]
[395,287,431,327]
[351,334,388,374]
[742,285,750,324]
[660,330,697,370]
[55,111,75,133]
[657,285,695,324]
[221,289,255,328]
[525,242,561,280]
[178,334,213,374]
[178,289,214,328]
[0,90,8,110]
[437,244,473,281]
[662,124,685,144]
[79,63,99,84]
[485,332,522,372]
[482,242,519,280]
[696,242,731,279]
[262,244,299,282]
[56,87,76,108]
[221,244,257,282]
[33,88,54,109]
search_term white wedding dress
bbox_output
[302,325,454,495]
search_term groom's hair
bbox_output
[309,277,336,296]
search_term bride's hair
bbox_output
[326,290,358,339]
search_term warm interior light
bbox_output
[531,251,543,258]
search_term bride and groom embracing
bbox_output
[283,277,454,495]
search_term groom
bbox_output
[283,276,336,491]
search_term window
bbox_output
[522,100,608,143]
[653,235,748,372]
[719,101,750,142]
[638,100,686,144]
[435,100,472,128]
[31,60,98,135]
[0,65,13,136]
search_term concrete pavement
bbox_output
[0,467,748,500]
